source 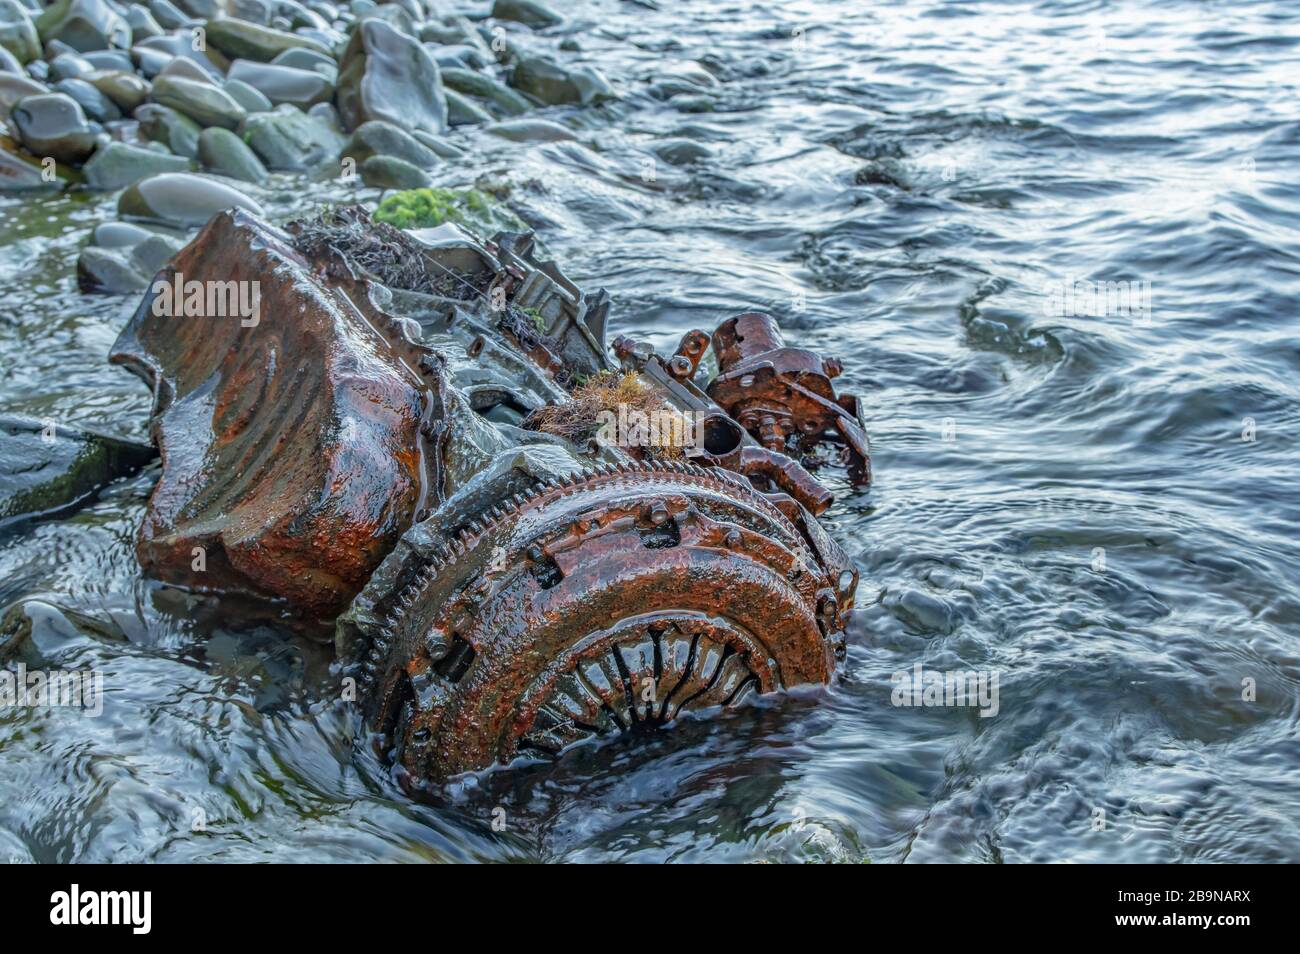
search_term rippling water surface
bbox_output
[2,0,1299,863]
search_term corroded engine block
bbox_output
[111,205,869,784]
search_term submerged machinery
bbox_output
[110,205,870,784]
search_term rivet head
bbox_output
[724,529,743,549]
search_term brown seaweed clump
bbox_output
[524,371,687,460]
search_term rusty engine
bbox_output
[109,205,870,785]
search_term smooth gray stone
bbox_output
[410,128,464,159]
[649,138,713,165]
[9,91,96,163]
[270,45,334,74]
[227,58,333,108]
[118,171,263,226]
[490,0,562,29]
[172,0,223,17]
[151,74,246,129]
[336,17,445,135]
[440,66,529,116]
[53,76,119,122]
[485,118,576,142]
[79,244,149,291]
[239,102,342,170]
[429,43,489,72]
[134,102,202,156]
[0,134,59,190]
[511,55,615,106]
[0,414,156,527]
[124,5,164,41]
[80,48,131,71]
[82,69,149,111]
[0,44,21,73]
[444,88,490,126]
[132,34,225,80]
[0,68,43,117]
[229,0,272,25]
[0,0,40,63]
[82,139,191,189]
[146,0,193,31]
[342,119,437,169]
[360,153,430,189]
[196,125,266,182]
[128,231,184,273]
[156,55,216,84]
[277,0,326,32]
[47,50,92,81]
[222,77,271,113]
[91,219,153,247]
[34,0,130,54]
[204,16,331,62]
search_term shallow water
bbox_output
[3,0,1300,862]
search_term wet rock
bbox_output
[239,102,342,170]
[9,92,97,164]
[197,125,266,182]
[77,243,148,292]
[270,45,335,74]
[109,209,432,617]
[649,137,712,165]
[341,118,436,168]
[135,102,202,157]
[47,50,92,81]
[128,231,184,273]
[146,0,196,31]
[444,87,490,126]
[174,0,225,18]
[0,415,155,529]
[91,219,153,247]
[0,71,46,118]
[360,153,429,189]
[204,17,331,62]
[229,0,272,24]
[486,117,576,142]
[83,68,149,111]
[80,48,132,72]
[227,58,333,107]
[118,171,263,226]
[491,0,562,28]
[0,133,59,190]
[125,5,164,41]
[34,0,130,54]
[440,66,529,116]
[156,54,217,84]
[409,128,463,159]
[82,139,191,190]
[336,18,445,135]
[222,76,272,112]
[511,54,615,106]
[133,34,228,80]
[429,43,489,72]
[53,75,119,121]
[0,0,40,64]
[151,73,247,129]
[0,43,20,73]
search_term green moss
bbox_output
[372,187,507,232]
[520,305,546,334]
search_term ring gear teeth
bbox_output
[358,461,845,781]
